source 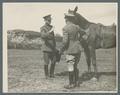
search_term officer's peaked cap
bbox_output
[43,14,51,20]
[64,12,75,17]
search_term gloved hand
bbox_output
[55,49,62,62]
[82,34,88,40]
[49,26,55,33]
[59,48,63,55]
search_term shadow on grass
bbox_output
[55,71,68,76]
[55,71,116,83]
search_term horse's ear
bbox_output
[74,6,78,13]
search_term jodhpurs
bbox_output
[43,51,56,65]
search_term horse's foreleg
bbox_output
[90,47,98,77]
[84,47,91,73]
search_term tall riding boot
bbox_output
[44,65,49,79]
[50,63,55,78]
[64,71,75,89]
[74,69,80,87]
[69,71,74,85]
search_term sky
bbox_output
[3,3,117,35]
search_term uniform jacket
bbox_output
[40,23,56,52]
[61,22,82,54]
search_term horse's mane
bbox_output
[74,13,91,29]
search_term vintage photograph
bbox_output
[3,2,117,93]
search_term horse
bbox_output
[67,6,116,78]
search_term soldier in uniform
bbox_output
[40,14,57,79]
[60,13,83,89]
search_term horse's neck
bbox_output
[75,13,91,29]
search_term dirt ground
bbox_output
[8,48,117,93]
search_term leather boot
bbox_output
[44,65,49,79]
[64,71,75,89]
[74,69,80,87]
[50,63,55,78]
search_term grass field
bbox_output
[8,48,117,93]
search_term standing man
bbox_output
[60,13,83,89]
[40,14,57,79]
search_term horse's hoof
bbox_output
[64,84,76,89]
[50,75,55,78]
[88,70,91,73]
[75,82,80,87]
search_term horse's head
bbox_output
[67,6,90,29]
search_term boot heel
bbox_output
[44,65,49,79]
[50,64,55,78]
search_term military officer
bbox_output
[60,13,83,89]
[40,14,57,79]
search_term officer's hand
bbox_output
[50,26,55,32]
[82,34,88,40]
[54,48,58,53]
[59,48,63,55]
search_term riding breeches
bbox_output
[43,51,56,65]
[66,53,80,71]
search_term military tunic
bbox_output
[40,23,56,52]
[40,22,57,78]
[61,22,82,55]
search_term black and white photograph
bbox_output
[3,2,118,93]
